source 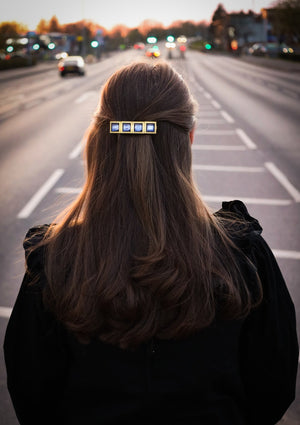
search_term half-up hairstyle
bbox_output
[35,60,261,349]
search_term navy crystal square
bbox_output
[134,123,143,132]
[146,123,155,132]
[122,123,131,132]
[111,123,119,132]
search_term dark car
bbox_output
[58,56,85,77]
[248,42,294,58]
[145,46,161,58]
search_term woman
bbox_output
[4,61,298,425]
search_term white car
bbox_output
[58,56,85,77]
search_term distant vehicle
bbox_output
[58,56,85,77]
[134,42,145,50]
[145,46,161,58]
[248,42,294,57]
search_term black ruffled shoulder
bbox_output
[23,224,50,273]
[214,200,263,252]
[215,200,262,234]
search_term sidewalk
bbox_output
[0,61,57,82]
[236,54,300,73]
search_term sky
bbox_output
[0,0,274,31]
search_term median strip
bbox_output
[17,169,65,219]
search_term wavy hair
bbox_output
[39,60,261,349]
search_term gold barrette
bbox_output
[110,121,157,134]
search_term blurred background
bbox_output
[0,0,299,424]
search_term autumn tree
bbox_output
[0,21,29,50]
[36,19,48,34]
[210,3,228,47]
[48,15,61,33]
[271,0,300,43]
[127,28,144,44]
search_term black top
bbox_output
[4,201,299,425]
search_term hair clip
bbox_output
[110,121,157,134]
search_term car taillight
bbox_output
[59,65,64,71]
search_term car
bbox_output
[145,46,161,58]
[248,42,294,58]
[134,42,145,50]
[58,56,85,77]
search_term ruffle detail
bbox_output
[214,200,263,255]
[23,225,50,272]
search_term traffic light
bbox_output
[205,43,212,50]
[166,35,175,42]
[147,36,157,44]
[91,40,99,48]
[231,40,238,51]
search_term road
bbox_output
[0,47,299,424]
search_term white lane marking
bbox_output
[235,128,257,150]
[273,250,300,260]
[54,189,293,206]
[211,100,221,109]
[192,145,246,151]
[69,140,84,159]
[56,187,81,194]
[74,91,96,104]
[282,89,298,99]
[265,162,300,202]
[198,111,221,116]
[203,91,212,99]
[202,195,292,206]
[220,110,235,123]
[198,119,227,124]
[24,99,42,109]
[195,129,236,135]
[0,306,12,318]
[193,165,264,172]
[17,169,65,219]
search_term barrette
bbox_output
[110,121,157,134]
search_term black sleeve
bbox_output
[239,234,299,425]
[3,227,67,425]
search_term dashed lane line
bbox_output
[74,91,97,104]
[235,128,257,150]
[265,162,300,203]
[193,165,264,172]
[0,307,12,318]
[69,140,84,159]
[202,195,292,206]
[17,169,65,219]
[192,145,246,151]
[273,250,300,260]
[220,110,235,123]
[55,187,293,207]
[195,129,236,135]
[197,119,228,125]
[203,91,212,99]
[211,100,221,109]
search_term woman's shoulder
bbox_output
[214,200,262,234]
[23,224,51,273]
[214,200,263,251]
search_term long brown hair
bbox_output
[38,61,261,349]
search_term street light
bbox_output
[147,36,157,44]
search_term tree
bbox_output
[127,28,144,44]
[36,19,48,34]
[209,3,228,47]
[48,15,61,33]
[270,0,300,43]
[0,21,29,50]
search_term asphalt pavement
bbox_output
[0,48,299,424]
